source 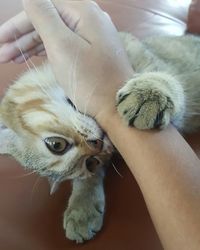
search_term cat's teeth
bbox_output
[48,177,61,195]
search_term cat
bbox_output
[0,32,200,243]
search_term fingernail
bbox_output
[37,50,46,56]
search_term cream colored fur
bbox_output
[0,64,112,243]
[0,33,200,243]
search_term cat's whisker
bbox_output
[8,170,38,179]
[13,26,54,100]
[71,115,82,132]
[24,56,52,98]
[67,44,81,113]
[185,112,200,116]
[68,54,77,111]
[71,46,80,112]
[25,56,38,72]
[30,175,42,202]
[111,162,123,178]
[29,63,54,99]
[13,32,32,72]
[186,98,200,103]
[83,81,99,119]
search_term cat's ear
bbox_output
[0,122,16,155]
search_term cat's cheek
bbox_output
[0,127,16,154]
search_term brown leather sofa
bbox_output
[0,1,199,249]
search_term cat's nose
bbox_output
[86,139,103,152]
[86,157,100,172]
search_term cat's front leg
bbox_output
[116,72,185,130]
[63,168,105,243]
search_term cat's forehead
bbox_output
[21,97,101,137]
[1,93,102,142]
[0,64,102,140]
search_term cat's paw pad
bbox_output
[116,79,174,129]
[63,201,104,243]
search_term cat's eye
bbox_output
[44,137,71,155]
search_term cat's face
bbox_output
[0,65,113,192]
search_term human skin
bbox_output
[0,1,200,249]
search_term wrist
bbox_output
[95,105,121,134]
[96,72,135,132]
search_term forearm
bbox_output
[102,113,200,250]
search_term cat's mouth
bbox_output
[47,158,97,195]
[47,153,111,195]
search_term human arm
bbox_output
[102,112,200,250]
[0,0,198,249]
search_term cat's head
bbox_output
[0,65,113,192]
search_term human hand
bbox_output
[0,0,134,128]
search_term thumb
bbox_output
[22,0,79,52]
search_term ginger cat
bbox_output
[0,33,200,242]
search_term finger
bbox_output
[22,0,80,51]
[13,43,45,63]
[0,30,42,63]
[36,50,46,56]
[0,11,34,43]
[52,1,116,44]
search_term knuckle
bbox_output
[32,31,42,44]
[35,0,55,12]
[90,1,98,6]
[83,0,99,9]
[24,0,54,12]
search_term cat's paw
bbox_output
[116,72,184,129]
[63,199,104,243]
[117,86,173,129]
